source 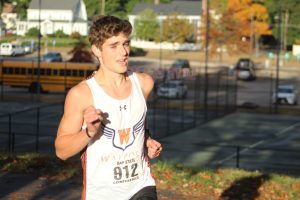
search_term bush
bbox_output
[70,32,81,39]
[26,27,40,37]
[55,30,67,38]
[130,47,147,56]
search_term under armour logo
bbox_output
[119,105,127,111]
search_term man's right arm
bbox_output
[55,83,99,160]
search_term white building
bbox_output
[128,0,203,50]
[16,0,88,36]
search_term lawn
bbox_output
[1,153,299,199]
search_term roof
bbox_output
[28,0,79,11]
[2,3,17,13]
[131,0,202,16]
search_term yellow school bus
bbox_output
[0,60,98,92]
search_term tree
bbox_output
[199,0,268,55]
[135,9,159,41]
[162,12,194,43]
[15,0,31,20]
[26,27,40,37]
[228,0,271,38]
[68,40,93,63]
[200,8,250,56]
[265,0,300,47]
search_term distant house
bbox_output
[128,0,203,50]
[16,0,88,36]
[1,2,18,34]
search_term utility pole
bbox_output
[100,0,105,15]
[37,0,41,102]
[283,10,289,52]
[274,5,282,114]
[204,0,209,121]
[250,14,254,54]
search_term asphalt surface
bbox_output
[1,112,300,199]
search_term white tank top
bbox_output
[81,72,155,200]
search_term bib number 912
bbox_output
[114,163,138,180]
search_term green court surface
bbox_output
[160,112,300,175]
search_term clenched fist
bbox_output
[83,106,103,138]
[146,137,162,159]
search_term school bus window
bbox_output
[33,68,44,75]
[15,67,20,74]
[21,68,26,74]
[7,67,13,74]
[60,69,65,76]
[28,68,32,74]
[79,70,84,76]
[72,70,78,77]
[87,70,93,76]
[46,68,51,75]
[40,68,45,75]
[53,69,58,76]
[66,69,71,76]
[3,67,7,74]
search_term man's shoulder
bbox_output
[133,71,153,85]
[66,80,91,104]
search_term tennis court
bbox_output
[160,112,300,175]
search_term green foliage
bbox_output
[265,0,300,45]
[54,30,67,38]
[26,27,40,37]
[70,31,81,39]
[15,0,31,20]
[135,9,159,41]
[162,12,194,43]
[130,46,147,56]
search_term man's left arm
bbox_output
[136,72,162,159]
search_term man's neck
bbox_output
[94,69,128,89]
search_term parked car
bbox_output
[169,59,191,79]
[234,58,256,81]
[22,44,38,54]
[157,80,188,99]
[0,43,24,56]
[42,52,62,62]
[272,85,298,105]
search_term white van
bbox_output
[0,43,24,56]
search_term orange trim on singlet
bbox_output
[81,147,87,200]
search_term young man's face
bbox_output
[97,32,130,74]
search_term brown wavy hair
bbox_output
[88,15,132,49]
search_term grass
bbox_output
[1,152,300,199]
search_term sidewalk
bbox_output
[0,173,82,200]
[0,173,194,200]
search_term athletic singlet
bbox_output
[81,72,155,200]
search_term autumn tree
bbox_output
[162,12,194,43]
[68,40,93,63]
[202,0,272,56]
[135,9,159,41]
[202,10,250,56]
[228,0,272,52]
[199,0,248,56]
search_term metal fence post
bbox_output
[8,114,12,152]
[35,107,40,152]
[236,146,240,168]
